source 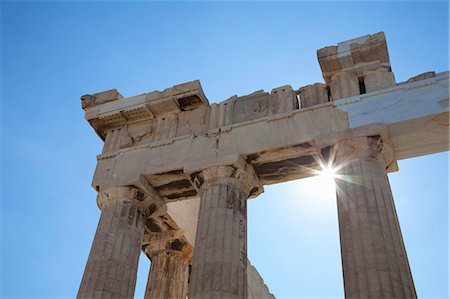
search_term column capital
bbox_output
[78,187,147,298]
[196,163,262,198]
[96,184,163,216]
[143,235,190,299]
[143,233,192,262]
[185,154,263,198]
[333,135,394,168]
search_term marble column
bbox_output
[189,165,260,299]
[144,241,190,299]
[77,187,151,299]
[334,136,417,299]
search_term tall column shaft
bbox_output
[334,137,416,299]
[190,183,247,299]
[77,187,149,299]
[145,251,189,299]
[189,165,260,299]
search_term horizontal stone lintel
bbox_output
[89,72,449,198]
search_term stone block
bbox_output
[363,68,396,93]
[81,89,123,110]
[176,106,207,137]
[269,85,298,114]
[330,72,360,100]
[298,83,328,108]
[152,114,178,142]
[317,32,391,84]
[146,97,180,116]
[407,71,436,83]
[172,80,209,111]
[145,80,209,116]
[232,91,269,124]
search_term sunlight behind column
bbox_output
[301,163,337,200]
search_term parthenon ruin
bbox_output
[77,32,449,298]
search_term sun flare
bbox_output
[319,164,337,181]
[299,163,338,200]
[316,164,337,195]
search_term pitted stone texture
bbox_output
[363,68,396,93]
[298,83,329,108]
[334,137,416,299]
[144,251,189,299]
[189,181,248,299]
[330,72,360,100]
[77,200,146,299]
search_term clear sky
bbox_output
[1,1,448,298]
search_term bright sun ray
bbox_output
[299,160,338,199]
[317,163,337,191]
[298,152,367,199]
[320,163,337,180]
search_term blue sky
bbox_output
[1,1,448,298]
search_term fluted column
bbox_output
[144,239,190,299]
[77,186,152,299]
[189,164,261,299]
[334,136,416,299]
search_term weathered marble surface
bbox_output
[145,250,189,299]
[189,165,259,299]
[334,136,416,298]
[86,70,448,196]
[77,188,147,299]
[79,32,450,299]
[317,32,391,84]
